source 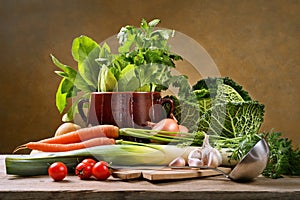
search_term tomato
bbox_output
[92,161,111,180]
[75,162,93,180]
[48,162,68,181]
[81,158,97,167]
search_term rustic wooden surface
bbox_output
[0,155,299,200]
[112,167,231,181]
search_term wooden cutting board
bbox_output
[112,167,231,181]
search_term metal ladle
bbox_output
[173,138,270,182]
[224,138,270,181]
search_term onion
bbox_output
[148,118,180,144]
[151,118,180,132]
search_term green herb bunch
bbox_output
[262,130,300,178]
[51,19,190,121]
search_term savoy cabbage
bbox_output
[170,77,265,139]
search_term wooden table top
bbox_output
[0,155,299,200]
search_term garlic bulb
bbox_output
[188,134,222,168]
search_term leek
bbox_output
[5,144,197,176]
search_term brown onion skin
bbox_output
[150,118,180,144]
[152,118,180,133]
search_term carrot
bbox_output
[14,137,116,152]
[40,125,119,144]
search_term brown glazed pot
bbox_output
[78,92,174,128]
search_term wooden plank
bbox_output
[142,167,231,181]
[112,170,142,180]
[112,167,231,181]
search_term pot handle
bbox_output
[77,99,89,123]
[159,97,175,120]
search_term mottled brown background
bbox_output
[0,0,299,153]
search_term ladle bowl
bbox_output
[227,138,270,181]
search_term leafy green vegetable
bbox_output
[262,131,300,178]
[51,19,190,121]
[166,76,300,179]
[192,76,252,101]
[170,77,265,135]
[117,18,174,53]
[198,101,265,138]
[72,35,100,89]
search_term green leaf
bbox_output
[54,71,68,78]
[56,78,72,113]
[134,64,158,90]
[98,65,118,92]
[73,73,95,93]
[148,19,160,27]
[71,35,100,89]
[140,18,149,31]
[192,77,252,101]
[51,54,77,81]
[118,64,139,91]
[96,42,113,67]
[99,42,111,58]
[198,101,265,138]
[118,34,136,53]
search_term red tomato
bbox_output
[81,158,97,167]
[75,162,93,180]
[48,162,68,181]
[92,161,111,180]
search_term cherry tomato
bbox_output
[75,162,93,180]
[48,162,68,181]
[81,158,97,167]
[92,161,111,180]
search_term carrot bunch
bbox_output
[14,125,119,153]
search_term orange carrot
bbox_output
[40,125,119,144]
[15,137,116,152]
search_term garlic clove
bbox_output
[188,148,203,167]
[206,150,222,168]
[188,158,204,167]
[188,148,202,159]
[168,156,186,167]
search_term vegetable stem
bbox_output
[119,129,185,143]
